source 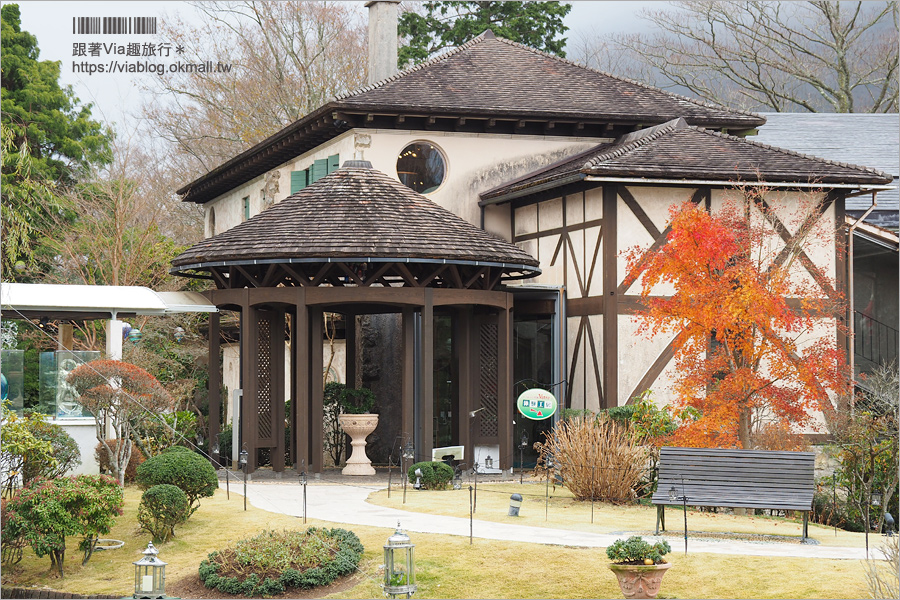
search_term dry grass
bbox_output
[0,484,872,599]
[368,481,872,549]
[536,414,645,502]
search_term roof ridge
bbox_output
[690,126,895,179]
[583,119,684,168]
[334,32,491,102]
[486,35,765,122]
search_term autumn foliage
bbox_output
[626,196,848,449]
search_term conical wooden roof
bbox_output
[172,162,539,274]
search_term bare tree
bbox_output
[577,1,898,113]
[142,1,367,174]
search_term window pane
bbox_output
[397,142,446,194]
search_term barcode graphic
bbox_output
[73,17,157,35]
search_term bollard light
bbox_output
[508,493,523,516]
[383,522,416,598]
[133,542,167,599]
[413,468,423,490]
[239,447,249,511]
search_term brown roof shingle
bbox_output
[172,162,539,270]
[481,118,895,201]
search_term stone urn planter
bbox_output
[338,413,378,475]
[607,563,672,599]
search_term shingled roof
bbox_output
[178,31,765,205]
[481,118,895,203]
[171,162,539,273]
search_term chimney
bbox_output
[366,1,400,85]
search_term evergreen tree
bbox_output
[399,1,571,67]
[1,4,110,276]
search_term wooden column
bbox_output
[420,289,434,463]
[497,299,513,470]
[402,308,416,444]
[456,308,473,456]
[310,307,324,473]
[345,314,357,388]
[208,311,221,467]
[58,324,74,351]
[240,294,258,473]
[292,289,309,471]
[602,185,618,409]
[271,308,286,473]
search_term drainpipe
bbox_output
[366,1,400,85]
[847,191,878,407]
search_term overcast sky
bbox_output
[8,1,661,132]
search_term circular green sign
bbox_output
[516,388,558,420]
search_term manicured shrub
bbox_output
[95,439,144,482]
[407,461,454,490]
[136,448,217,515]
[198,528,363,597]
[138,484,190,543]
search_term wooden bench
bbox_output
[651,446,816,541]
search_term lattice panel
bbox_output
[479,322,498,437]
[257,316,272,440]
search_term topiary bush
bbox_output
[198,528,363,597]
[135,448,218,515]
[407,461,454,490]
[138,484,190,543]
[95,439,143,482]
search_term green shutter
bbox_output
[290,170,308,194]
[311,158,328,182]
[327,154,340,173]
[243,197,250,220]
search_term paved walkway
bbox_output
[220,476,870,560]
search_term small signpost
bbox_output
[516,388,558,421]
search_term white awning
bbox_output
[0,283,217,320]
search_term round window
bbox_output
[396,142,446,194]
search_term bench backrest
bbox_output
[651,446,815,511]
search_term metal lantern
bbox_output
[383,522,416,598]
[173,326,185,343]
[133,542,167,599]
[402,441,415,461]
[871,490,883,507]
[668,486,678,503]
[485,455,494,470]
[453,469,462,490]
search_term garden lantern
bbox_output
[509,493,523,516]
[453,468,462,490]
[402,441,415,461]
[485,455,494,470]
[133,542,166,599]
[383,522,416,598]
[871,490,882,507]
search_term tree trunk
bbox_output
[738,407,752,449]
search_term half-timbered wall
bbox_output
[513,184,842,415]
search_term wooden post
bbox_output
[240,294,258,473]
[497,299,513,470]
[420,289,434,463]
[345,314,357,388]
[58,323,74,351]
[293,289,309,471]
[457,309,473,456]
[272,307,286,473]
[602,185,618,408]
[402,308,416,444]
[310,307,324,473]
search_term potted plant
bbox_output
[337,387,378,475]
[606,536,672,599]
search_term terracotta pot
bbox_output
[338,413,378,475]
[608,562,671,599]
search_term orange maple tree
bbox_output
[626,195,848,449]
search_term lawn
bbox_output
[0,484,877,599]
[367,480,870,548]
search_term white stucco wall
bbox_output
[56,418,101,475]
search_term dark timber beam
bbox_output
[602,185,618,409]
[402,308,416,443]
[293,288,310,471]
[420,289,434,463]
[498,299,514,470]
[208,311,221,467]
[310,307,324,473]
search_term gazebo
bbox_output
[171,161,540,473]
